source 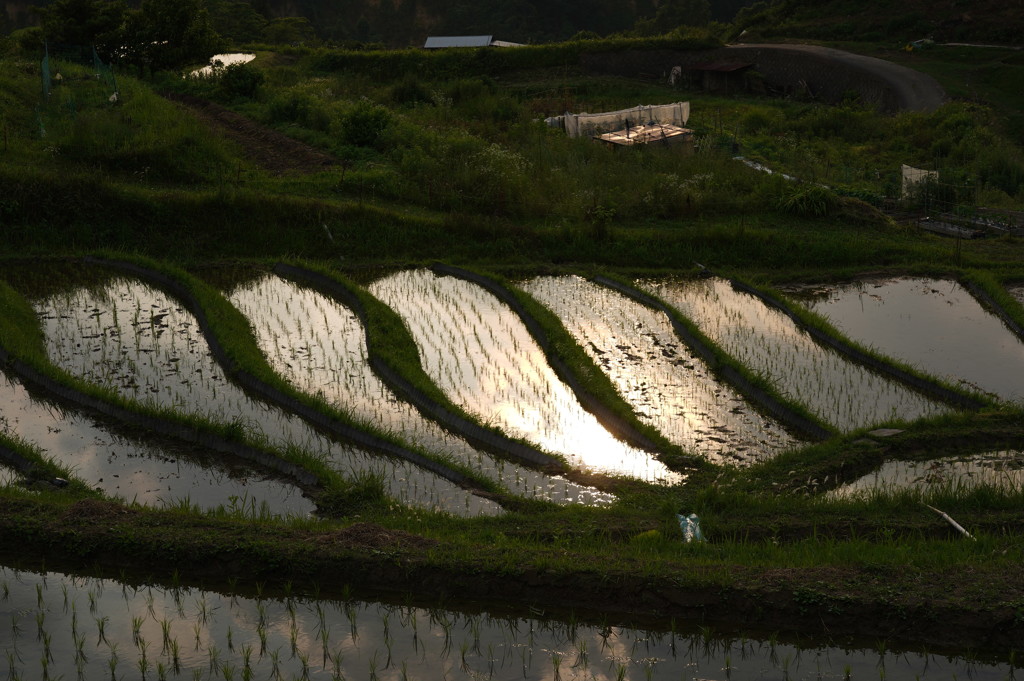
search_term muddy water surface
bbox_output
[644,278,950,431]
[0,565,1012,681]
[523,276,799,465]
[370,270,683,484]
[227,274,611,506]
[31,275,500,517]
[791,278,1024,403]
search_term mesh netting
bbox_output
[555,102,691,138]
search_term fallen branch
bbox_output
[924,504,976,541]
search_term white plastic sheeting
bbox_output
[554,102,690,138]
[901,164,938,199]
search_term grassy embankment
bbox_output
[1,31,1024,651]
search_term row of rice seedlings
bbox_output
[0,369,316,515]
[32,275,500,517]
[369,270,683,484]
[521,275,799,466]
[830,449,1024,499]
[642,278,949,433]
[794,277,1024,403]
[226,274,611,506]
[2,565,1012,681]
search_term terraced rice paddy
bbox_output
[369,270,683,484]
[642,278,950,432]
[832,450,1024,498]
[226,274,611,506]
[791,278,1024,403]
[30,274,500,517]
[522,276,799,465]
[0,371,315,515]
[1010,285,1024,308]
[1,565,1010,681]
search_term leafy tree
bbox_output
[262,16,316,45]
[219,61,263,99]
[634,0,712,35]
[120,0,223,71]
[36,0,126,51]
[207,0,267,43]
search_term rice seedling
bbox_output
[30,269,504,517]
[228,273,608,506]
[643,277,949,432]
[524,275,800,465]
[370,269,682,483]
[0,561,1014,680]
[794,276,1024,403]
[831,450,1024,499]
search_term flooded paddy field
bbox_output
[369,270,683,484]
[642,278,950,432]
[0,371,315,516]
[1,565,1013,681]
[832,450,1024,498]
[226,274,610,506]
[25,271,500,517]
[787,278,1024,403]
[522,276,799,465]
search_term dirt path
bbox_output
[730,43,949,112]
[163,92,339,175]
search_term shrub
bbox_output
[220,62,264,100]
[266,90,331,131]
[338,100,392,148]
[774,183,840,216]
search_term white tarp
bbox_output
[901,164,938,199]
[561,102,690,138]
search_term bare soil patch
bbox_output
[163,93,338,176]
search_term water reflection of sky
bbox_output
[523,275,800,466]
[370,270,684,484]
[794,278,1024,403]
[227,274,610,506]
[831,450,1024,498]
[32,275,500,516]
[0,371,315,515]
[188,52,256,78]
[645,278,949,432]
[0,565,1012,681]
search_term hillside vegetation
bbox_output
[1,8,1024,654]
[2,32,1023,267]
[733,0,1024,46]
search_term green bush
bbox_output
[220,62,264,100]
[338,100,392,148]
[266,90,331,131]
[774,183,840,216]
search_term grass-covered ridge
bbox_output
[1,24,1024,655]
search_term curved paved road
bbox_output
[729,43,948,112]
